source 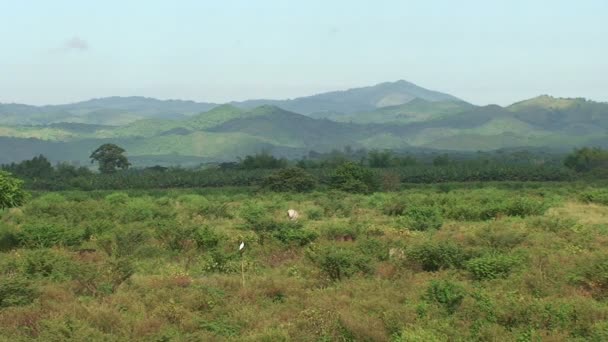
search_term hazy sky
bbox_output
[1,0,606,106]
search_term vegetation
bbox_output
[90,144,131,173]
[0,171,26,210]
[1,182,608,340]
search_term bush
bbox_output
[240,202,282,232]
[308,246,372,281]
[105,192,129,205]
[330,162,378,194]
[273,226,318,246]
[398,206,443,231]
[262,167,316,192]
[20,249,77,281]
[407,241,469,271]
[580,190,608,206]
[572,255,608,299]
[0,171,27,210]
[0,276,37,308]
[17,222,84,248]
[424,280,466,314]
[466,254,520,280]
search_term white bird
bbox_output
[239,241,245,251]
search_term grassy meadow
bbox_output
[2,183,608,340]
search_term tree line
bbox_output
[2,143,606,194]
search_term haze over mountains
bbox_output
[0,80,606,166]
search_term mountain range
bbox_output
[0,80,606,166]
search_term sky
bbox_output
[1,0,606,106]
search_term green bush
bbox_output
[466,254,520,280]
[20,249,77,280]
[572,255,608,299]
[399,206,443,231]
[273,226,318,246]
[580,190,608,206]
[0,171,27,210]
[330,162,378,194]
[0,276,37,308]
[105,192,129,205]
[308,246,372,281]
[407,241,469,271]
[424,280,466,314]
[262,167,317,192]
[503,197,547,217]
[17,222,84,248]
[240,202,282,232]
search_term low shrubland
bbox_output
[1,183,608,340]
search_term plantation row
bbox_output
[3,184,608,340]
[14,163,575,191]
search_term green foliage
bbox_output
[330,162,378,193]
[273,225,318,246]
[17,222,84,248]
[564,147,608,172]
[0,171,27,210]
[240,152,287,170]
[407,241,469,271]
[262,167,316,192]
[0,276,37,308]
[398,206,443,231]
[424,280,466,314]
[580,189,608,205]
[308,246,372,281]
[240,201,286,232]
[572,255,608,299]
[466,254,520,280]
[90,143,131,173]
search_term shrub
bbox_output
[572,255,608,299]
[398,206,443,231]
[308,246,372,281]
[306,207,324,220]
[17,222,84,248]
[273,227,318,246]
[330,162,378,194]
[240,202,282,232]
[105,192,129,205]
[20,249,76,281]
[424,280,466,314]
[503,197,547,217]
[466,254,520,280]
[262,167,316,192]
[0,276,37,308]
[580,190,608,206]
[0,171,27,210]
[407,241,469,271]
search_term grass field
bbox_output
[2,183,608,341]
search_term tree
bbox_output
[368,150,392,168]
[330,162,378,193]
[0,171,27,210]
[433,154,450,167]
[90,144,131,174]
[262,167,316,192]
[564,147,608,172]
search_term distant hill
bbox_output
[0,80,461,125]
[1,82,608,165]
[0,97,217,126]
[231,80,462,115]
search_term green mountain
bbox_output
[0,80,461,126]
[0,97,217,126]
[232,80,461,115]
[1,83,608,166]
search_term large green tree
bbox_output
[90,144,131,174]
[564,147,608,172]
[0,171,26,210]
